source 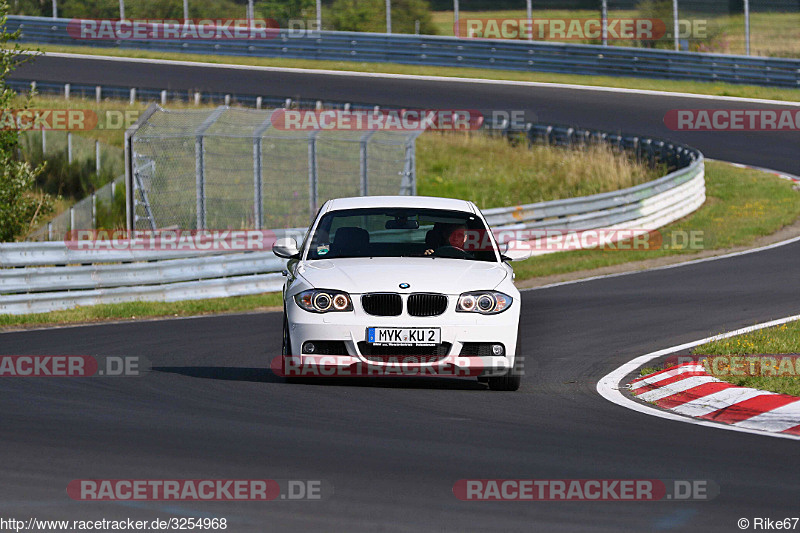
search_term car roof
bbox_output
[323,195,477,213]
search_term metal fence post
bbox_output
[160,90,167,106]
[92,193,96,229]
[194,106,226,230]
[64,83,70,100]
[601,0,608,47]
[129,87,136,105]
[672,0,679,51]
[744,0,750,56]
[195,135,205,230]
[69,206,74,233]
[526,0,532,40]
[95,140,101,176]
[359,131,377,196]
[308,131,319,223]
[95,85,101,102]
[67,132,72,163]
[47,222,52,241]
[453,0,459,36]
[253,137,263,229]
[401,137,419,196]
[253,114,273,230]
[41,126,46,154]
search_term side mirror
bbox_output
[272,237,300,259]
[500,240,532,261]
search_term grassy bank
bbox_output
[0,292,283,329]
[691,320,800,396]
[510,161,800,279]
[20,44,800,103]
[417,132,662,208]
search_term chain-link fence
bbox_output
[26,175,126,241]
[22,130,126,241]
[129,106,422,231]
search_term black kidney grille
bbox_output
[407,293,448,317]
[361,293,403,316]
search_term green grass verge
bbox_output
[510,161,800,280]
[0,292,283,329]
[417,132,663,207]
[22,43,800,103]
[692,320,800,396]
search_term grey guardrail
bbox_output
[7,16,800,88]
[0,125,704,315]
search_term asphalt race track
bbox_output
[11,54,800,174]
[2,54,800,531]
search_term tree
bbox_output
[256,0,316,27]
[0,0,51,241]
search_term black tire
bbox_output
[488,335,523,391]
[281,312,291,356]
[281,312,300,383]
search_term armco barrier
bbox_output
[6,16,800,88]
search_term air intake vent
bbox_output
[407,293,448,317]
[358,342,451,361]
[361,293,403,316]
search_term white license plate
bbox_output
[367,327,441,346]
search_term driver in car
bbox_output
[424,223,473,258]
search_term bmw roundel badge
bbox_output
[399,283,410,289]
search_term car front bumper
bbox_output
[282,297,520,378]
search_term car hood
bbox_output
[296,257,509,294]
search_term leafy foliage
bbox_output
[0,1,52,241]
[328,0,436,34]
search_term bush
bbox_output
[328,0,437,34]
[0,1,53,241]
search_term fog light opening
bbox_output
[303,342,316,354]
[492,344,504,356]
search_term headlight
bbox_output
[456,291,512,314]
[294,289,353,313]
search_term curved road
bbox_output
[3,53,800,531]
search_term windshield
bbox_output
[305,208,499,262]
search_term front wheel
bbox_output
[281,312,291,356]
[487,335,523,391]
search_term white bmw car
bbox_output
[272,195,531,391]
